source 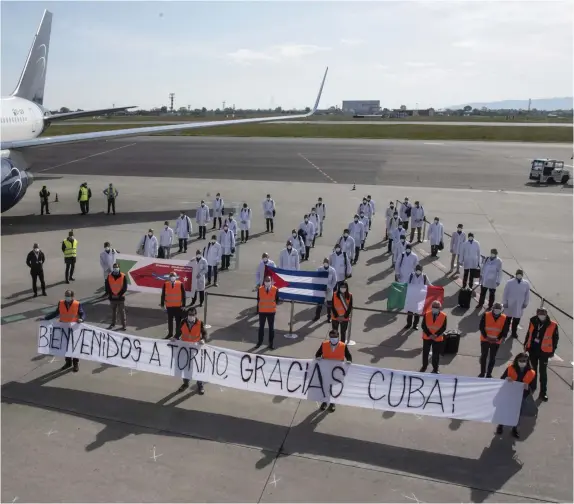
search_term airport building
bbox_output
[342,100,381,115]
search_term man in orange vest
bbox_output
[524,307,559,402]
[44,289,85,372]
[331,281,353,342]
[315,329,353,412]
[256,275,279,349]
[478,302,510,378]
[420,300,447,374]
[496,352,536,439]
[160,271,186,340]
[172,307,208,394]
[105,262,128,330]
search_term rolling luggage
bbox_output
[442,330,461,355]
[458,288,472,308]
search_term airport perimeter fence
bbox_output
[392,199,573,321]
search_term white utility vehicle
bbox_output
[529,159,570,184]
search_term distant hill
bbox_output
[449,97,573,111]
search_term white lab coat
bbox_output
[396,251,419,282]
[194,257,209,291]
[256,259,276,285]
[360,216,370,238]
[239,208,251,231]
[348,220,365,245]
[219,229,235,255]
[298,221,315,247]
[450,231,467,255]
[388,216,403,234]
[213,198,225,218]
[391,227,406,245]
[329,251,351,280]
[460,240,481,269]
[368,199,376,216]
[99,248,118,279]
[279,248,300,270]
[175,215,192,239]
[399,202,411,222]
[137,234,158,258]
[262,199,275,219]
[393,238,408,264]
[203,241,222,266]
[411,206,425,228]
[196,205,210,226]
[481,256,503,289]
[225,218,238,238]
[358,202,373,218]
[309,214,319,236]
[385,206,395,229]
[316,203,326,220]
[502,278,531,318]
[337,235,356,260]
[428,222,444,246]
[159,227,174,247]
[408,272,431,286]
[318,265,338,300]
[287,234,305,255]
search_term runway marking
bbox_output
[150,445,163,462]
[423,142,445,146]
[37,143,137,173]
[297,153,337,184]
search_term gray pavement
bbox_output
[2,141,573,502]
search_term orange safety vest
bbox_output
[107,273,125,296]
[322,340,346,361]
[164,281,183,307]
[181,320,202,343]
[332,293,352,321]
[58,299,80,323]
[258,285,277,313]
[507,365,536,385]
[525,320,557,353]
[481,311,507,344]
[422,311,447,341]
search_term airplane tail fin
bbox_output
[11,9,52,106]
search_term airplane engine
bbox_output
[1,156,34,213]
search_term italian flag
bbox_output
[387,282,445,314]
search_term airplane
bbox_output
[0,10,328,213]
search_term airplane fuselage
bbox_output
[0,96,45,143]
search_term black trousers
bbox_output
[478,286,496,308]
[510,317,521,336]
[212,217,222,229]
[315,301,332,321]
[368,217,372,230]
[79,201,88,214]
[166,307,182,337]
[191,290,205,306]
[258,312,275,345]
[430,244,439,256]
[240,230,249,242]
[65,258,76,281]
[305,246,310,261]
[31,269,46,295]
[332,319,349,342]
[266,218,274,232]
[107,199,116,214]
[207,265,218,283]
[40,200,49,214]
[462,268,479,288]
[421,339,442,372]
[406,312,420,327]
[65,357,79,366]
[178,238,188,252]
[199,226,207,240]
[354,246,360,263]
[529,351,549,394]
[387,238,393,253]
[221,255,231,270]
[480,341,500,376]
[402,221,409,231]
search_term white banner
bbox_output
[38,322,523,426]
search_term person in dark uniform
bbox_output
[524,307,559,402]
[160,272,186,340]
[26,243,47,297]
[44,290,86,372]
[61,230,78,283]
[39,185,50,215]
[103,183,118,215]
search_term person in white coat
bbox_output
[175,211,192,253]
[348,215,365,265]
[137,229,158,258]
[410,201,425,243]
[478,248,503,309]
[358,197,373,228]
[219,224,235,271]
[359,211,369,250]
[309,208,320,247]
[159,221,174,259]
[203,234,222,286]
[279,241,300,271]
[330,245,352,285]
[449,224,466,274]
[460,232,481,289]
[262,194,276,233]
[315,197,326,236]
[191,250,208,307]
[427,216,444,256]
[395,244,419,282]
[298,215,315,261]
[399,197,412,232]
[503,269,530,338]
[239,203,251,243]
[100,241,118,284]
[224,212,238,240]
[212,193,225,230]
[313,258,338,322]
[287,229,305,259]
[255,252,276,288]
[337,229,356,266]
[366,195,375,230]
[387,210,403,253]
[404,264,432,330]
[196,200,210,240]
[392,232,408,268]
[384,201,396,240]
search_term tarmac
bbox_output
[1,136,573,502]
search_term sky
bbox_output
[1,0,572,111]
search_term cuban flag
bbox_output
[264,265,328,304]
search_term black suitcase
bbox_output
[458,288,472,308]
[442,330,461,355]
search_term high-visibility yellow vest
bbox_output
[79,186,89,201]
[63,238,78,258]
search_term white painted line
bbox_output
[298,153,338,184]
[38,143,137,173]
[268,474,281,488]
[423,142,445,145]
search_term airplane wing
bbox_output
[45,106,138,122]
[2,67,328,150]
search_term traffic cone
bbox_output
[351,183,356,191]
[54,193,59,202]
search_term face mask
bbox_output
[363,200,367,204]
[516,274,523,281]
[304,219,309,223]
[223,227,228,231]
[335,248,341,253]
[400,238,405,243]
[329,338,339,346]
[262,258,268,264]
[188,316,196,323]
[490,254,496,259]
[323,263,329,269]
[416,204,420,208]
[432,308,439,315]
[393,214,398,218]
[201,203,205,207]
[340,288,347,293]
[360,214,364,219]
[65,296,72,302]
[292,233,297,238]
[34,248,39,253]
[267,198,270,201]
[196,255,201,260]
[113,268,119,274]
[169,276,176,282]
[164,225,169,230]
[354,218,358,223]
[457,228,462,233]
[434,220,439,224]
[216,197,220,200]
[517,361,527,369]
[211,240,216,244]
[318,200,322,204]
[287,246,292,251]
[180,214,184,218]
[264,282,271,288]
[493,309,502,316]
[344,233,349,238]
[390,205,394,210]
[415,271,421,276]
[538,315,547,322]
[148,233,153,238]
[406,250,411,255]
